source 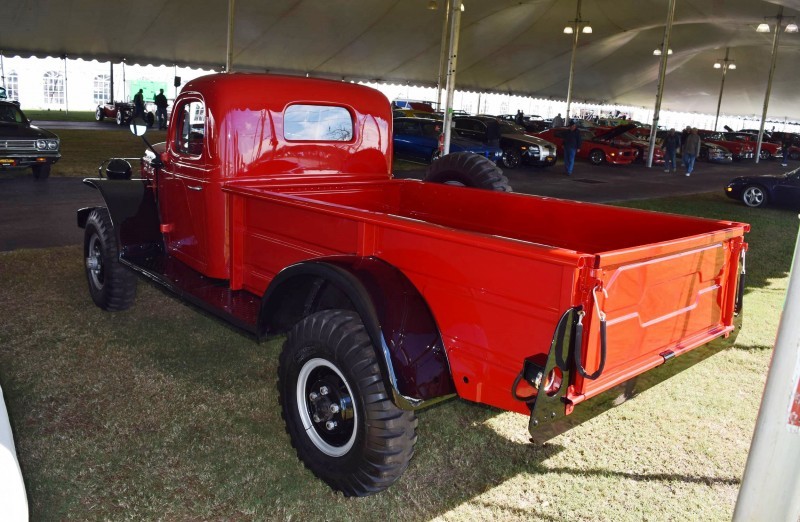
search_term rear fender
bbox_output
[78,178,163,257]
[260,257,456,410]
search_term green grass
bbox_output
[50,129,168,178]
[25,110,97,122]
[0,187,797,519]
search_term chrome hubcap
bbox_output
[86,234,104,289]
[743,187,764,207]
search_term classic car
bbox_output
[453,116,557,169]
[393,117,502,164]
[594,124,664,164]
[697,130,754,161]
[723,132,781,160]
[392,99,436,113]
[537,126,637,166]
[0,101,60,178]
[95,101,155,127]
[699,141,734,163]
[725,167,800,208]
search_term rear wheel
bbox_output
[589,149,605,165]
[146,112,155,128]
[116,111,125,126]
[425,152,511,191]
[790,151,800,160]
[501,148,520,169]
[759,149,770,160]
[742,185,767,208]
[31,164,50,179]
[278,310,418,496]
[84,208,137,310]
[95,106,104,121]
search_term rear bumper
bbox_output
[526,308,743,443]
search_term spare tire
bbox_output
[424,152,512,192]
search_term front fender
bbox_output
[259,257,456,410]
[78,178,163,257]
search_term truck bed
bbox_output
[223,178,747,416]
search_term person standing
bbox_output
[680,126,691,164]
[782,134,791,167]
[515,110,524,125]
[154,89,169,130]
[561,121,582,176]
[552,113,564,128]
[661,128,680,173]
[133,88,145,120]
[683,128,701,176]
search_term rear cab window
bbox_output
[283,104,353,142]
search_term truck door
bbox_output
[160,98,211,274]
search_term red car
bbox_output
[698,131,754,161]
[724,132,781,160]
[592,124,665,165]
[538,126,638,165]
[95,101,155,127]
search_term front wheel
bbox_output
[116,111,125,126]
[278,310,418,496]
[790,151,800,161]
[84,208,137,310]
[95,106,105,121]
[742,185,768,208]
[501,148,521,169]
[425,152,511,191]
[759,149,770,160]
[31,164,50,179]
[589,149,605,165]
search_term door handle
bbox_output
[187,185,203,191]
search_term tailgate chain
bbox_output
[574,285,608,381]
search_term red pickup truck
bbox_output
[78,73,748,496]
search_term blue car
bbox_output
[393,117,503,164]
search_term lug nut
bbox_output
[319,386,329,396]
[309,392,318,400]
[329,404,340,414]
[313,414,321,423]
[325,420,337,430]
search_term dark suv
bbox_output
[453,116,557,169]
[0,101,61,178]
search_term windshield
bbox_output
[0,104,25,124]
[498,120,524,135]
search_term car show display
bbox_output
[453,115,557,169]
[393,117,502,164]
[78,74,748,496]
[726,167,800,208]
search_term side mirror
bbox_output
[130,117,148,137]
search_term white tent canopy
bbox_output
[2,0,799,119]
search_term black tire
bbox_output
[424,151,512,191]
[759,149,770,160]
[31,164,50,179]
[146,112,155,128]
[501,148,521,169]
[116,111,125,126]
[790,151,800,161]
[741,185,768,208]
[430,149,441,163]
[589,149,605,165]
[84,208,137,310]
[95,106,104,121]
[278,310,418,496]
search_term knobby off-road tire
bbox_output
[278,310,418,496]
[424,151,512,191]
[84,208,137,310]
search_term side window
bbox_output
[284,104,353,142]
[396,121,420,135]
[175,100,205,156]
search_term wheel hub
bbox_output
[308,379,353,428]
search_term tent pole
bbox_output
[109,61,114,104]
[63,55,68,116]
[755,7,783,165]
[713,48,731,132]
[733,217,800,521]
[436,0,452,111]
[646,0,675,168]
[441,0,462,156]
[226,0,236,72]
[564,0,581,122]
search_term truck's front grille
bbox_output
[0,140,37,151]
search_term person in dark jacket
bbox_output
[133,88,145,119]
[683,128,701,176]
[154,89,169,130]
[782,134,792,167]
[661,128,681,173]
[561,122,582,176]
